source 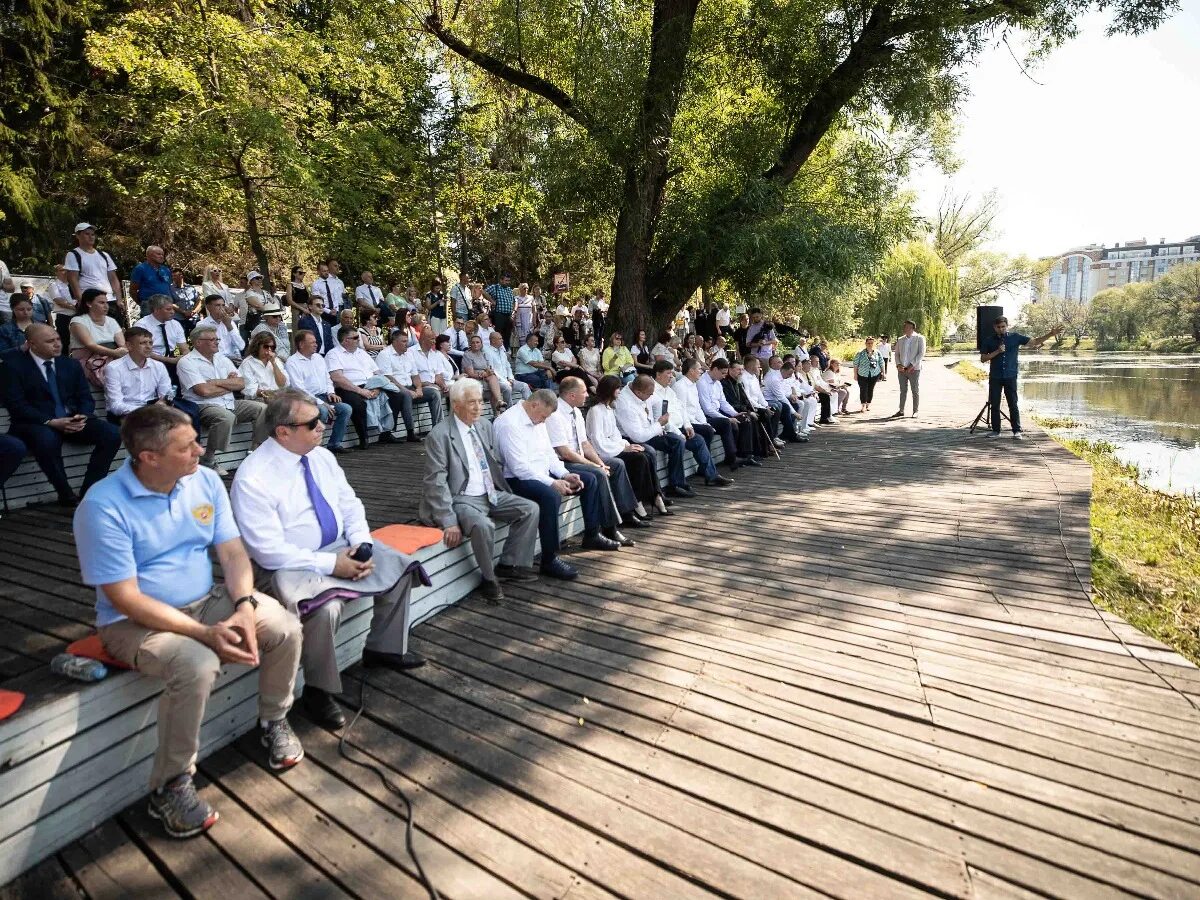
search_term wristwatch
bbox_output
[234,594,258,611]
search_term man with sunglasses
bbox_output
[325,325,397,449]
[232,389,426,730]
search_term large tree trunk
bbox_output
[235,160,273,296]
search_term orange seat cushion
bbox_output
[371,524,445,555]
[0,689,25,721]
[66,634,132,670]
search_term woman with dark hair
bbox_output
[70,288,127,386]
[358,309,386,357]
[0,294,36,357]
[630,328,655,376]
[585,375,669,522]
[285,265,310,317]
[239,331,290,401]
[549,334,596,390]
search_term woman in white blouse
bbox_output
[239,330,290,400]
[548,334,596,391]
[577,333,602,381]
[585,374,667,520]
[70,288,127,387]
[201,265,233,306]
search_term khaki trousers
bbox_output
[453,492,540,582]
[198,399,269,462]
[99,586,302,791]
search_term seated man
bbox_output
[419,379,541,603]
[0,434,26,507]
[196,294,245,364]
[376,328,442,442]
[441,318,470,364]
[177,325,268,475]
[284,329,353,453]
[651,361,731,487]
[297,298,337,355]
[614,374,694,498]
[2,324,121,504]
[513,332,554,391]
[674,358,742,473]
[762,357,810,442]
[75,404,303,838]
[740,356,783,447]
[324,325,398,449]
[494,390,620,580]
[404,328,452,425]
[485,330,532,404]
[548,376,635,544]
[723,359,771,461]
[695,358,756,468]
[102,326,180,423]
[231,389,427,730]
[133,294,189,373]
[798,357,832,425]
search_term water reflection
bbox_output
[1019,353,1200,495]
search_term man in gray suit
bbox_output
[420,378,541,603]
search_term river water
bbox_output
[980,352,1200,495]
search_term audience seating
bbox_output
[0,391,724,884]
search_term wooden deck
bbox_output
[4,362,1200,898]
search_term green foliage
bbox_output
[860,240,958,339]
[1087,283,1152,346]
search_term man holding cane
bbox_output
[979,316,1061,440]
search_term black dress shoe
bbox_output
[655,504,675,517]
[378,432,400,444]
[302,686,346,729]
[743,456,763,467]
[666,485,695,499]
[604,528,635,548]
[406,434,423,443]
[361,649,426,671]
[581,532,621,551]
[477,579,505,604]
[495,563,540,582]
[328,445,349,455]
[622,515,653,528]
[55,492,79,508]
[540,557,578,580]
[705,475,734,487]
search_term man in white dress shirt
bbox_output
[419,379,540,603]
[614,374,693,497]
[674,358,738,468]
[405,329,453,410]
[312,259,345,323]
[548,377,634,546]
[134,294,189,370]
[451,272,472,321]
[651,361,731,486]
[376,329,440,441]
[762,358,810,442]
[441,318,470,365]
[325,325,399,449]
[695,358,753,468]
[232,389,427,730]
[485,330,531,402]
[197,294,245,364]
[354,271,383,319]
[102,327,174,421]
[494,390,620,580]
[177,325,268,474]
[740,356,784,448]
[891,319,926,419]
[284,330,352,453]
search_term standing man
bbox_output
[484,273,516,347]
[494,390,621,580]
[129,245,174,318]
[2,324,122,504]
[891,319,926,419]
[284,330,353,454]
[64,223,127,327]
[232,389,427,730]
[355,271,383,320]
[451,272,472,322]
[177,325,269,474]
[170,268,200,335]
[75,404,304,837]
[49,263,76,350]
[419,379,541,603]
[979,317,1061,440]
[312,259,345,324]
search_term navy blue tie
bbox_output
[44,360,67,419]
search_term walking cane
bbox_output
[754,413,781,460]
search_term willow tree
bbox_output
[861,240,957,340]
[416,0,1178,335]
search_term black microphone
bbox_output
[350,542,374,562]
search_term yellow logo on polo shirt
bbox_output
[192,503,214,525]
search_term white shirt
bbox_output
[197,316,245,361]
[673,375,706,426]
[809,368,833,394]
[102,355,172,416]
[177,350,238,409]
[238,355,289,398]
[484,343,515,381]
[476,325,495,345]
[547,399,588,453]
[739,370,768,409]
[763,369,792,404]
[285,350,335,400]
[697,372,736,418]
[614,389,661,442]
[375,344,417,388]
[135,314,187,358]
[355,283,382,309]
[441,326,469,355]
[585,403,627,460]
[715,308,731,327]
[454,415,488,497]
[314,275,345,315]
[325,344,378,386]
[793,345,810,363]
[650,382,687,434]
[49,278,74,316]
[64,247,117,297]
[792,373,815,397]
[878,340,892,360]
[493,402,567,486]
[406,346,452,383]
[231,440,370,575]
[894,333,926,371]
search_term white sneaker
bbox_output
[984,432,1000,439]
[1013,432,1025,441]
[773,438,786,448]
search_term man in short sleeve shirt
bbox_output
[979,316,1060,439]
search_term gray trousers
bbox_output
[898,369,921,413]
[499,379,532,406]
[453,492,540,582]
[198,399,268,461]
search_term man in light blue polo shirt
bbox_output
[74,404,304,840]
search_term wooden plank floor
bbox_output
[4,362,1200,898]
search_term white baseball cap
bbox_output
[247,270,263,281]
[74,222,97,233]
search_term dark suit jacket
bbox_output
[2,351,95,425]
[419,416,511,529]
[297,314,336,355]
[720,376,754,415]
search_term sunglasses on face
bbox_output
[284,415,321,430]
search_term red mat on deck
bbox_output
[66,634,132,670]
[0,689,26,721]
[371,523,445,555]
